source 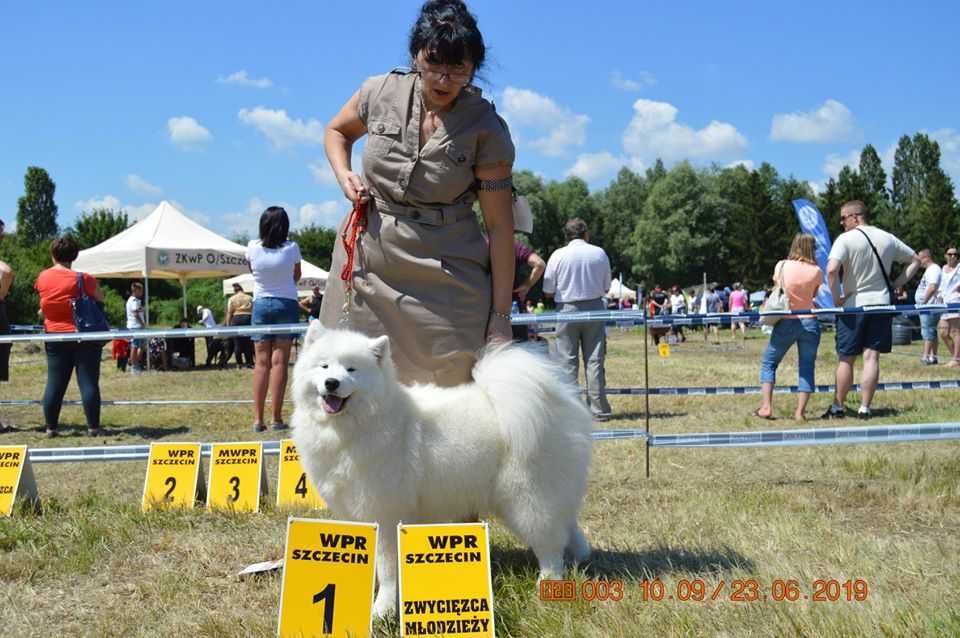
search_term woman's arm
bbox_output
[476,164,514,342]
[293,261,302,284]
[325,90,369,204]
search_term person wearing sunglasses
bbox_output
[937,248,960,367]
[823,200,922,419]
[320,0,515,386]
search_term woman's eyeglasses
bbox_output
[417,61,471,86]
[947,252,959,257]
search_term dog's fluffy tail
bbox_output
[471,342,592,460]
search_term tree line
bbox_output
[2,131,956,324]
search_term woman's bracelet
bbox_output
[490,310,511,321]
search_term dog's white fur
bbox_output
[291,324,593,617]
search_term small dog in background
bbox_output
[291,324,593,618]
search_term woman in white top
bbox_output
[937,247,960,367]
[246,207,302,431]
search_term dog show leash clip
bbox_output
[338,198,368,324]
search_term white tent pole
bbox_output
[181,276,188,318]
[144,274,151,372]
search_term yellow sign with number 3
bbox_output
[277,518,378,638]
[206,442,266,512]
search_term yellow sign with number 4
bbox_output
[206,442,266,512]
[277,518,378,638]
[276,440,325,509]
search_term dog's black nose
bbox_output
[324,378,340,392]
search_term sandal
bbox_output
[253,423,267,433]
[271,422,289,431]
[751,408,774,420]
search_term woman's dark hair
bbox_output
[50,235,80,264]
[259,206,290,249]
[409,0,485,70]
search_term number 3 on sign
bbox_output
[207,442,266,512]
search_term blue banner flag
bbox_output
[792,198,835,307]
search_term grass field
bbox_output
[1,327,960,637]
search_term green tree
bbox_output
[16,166,59,245]
[818,177,844,238]
[892,133,960,253]
[591,168,648,280]
[70,208,129,249]
[290,225,337,270]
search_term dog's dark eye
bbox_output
[320,363,328,369]
[347,367,355,373]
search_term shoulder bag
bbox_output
[71,272,109,332]
[760,260,789,326]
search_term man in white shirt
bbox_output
[125,282,145,373]
[915,249,942,365]
[823,200,921,419]
[543,218,613,421]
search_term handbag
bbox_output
[760,261,789,326]
[71,272,109,332]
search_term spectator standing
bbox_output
[225,283,254,368]
[299,285,324,321]
[196,304,219,368]
[319,0,516,385]
[650,285,668,315]
[0,219,13,386]
[823,201,921,419]
[705,286,722,340]
[111,338,129,372]
[125,282,146,373]
[729,282,748,339]
[246,206,302,432]
[510,238,546,341]
[937,247,960,367]
[669,285,687,342]
[543,218,613,421]
[34,236,105,437]
[753,234,823,421]
[915,249,942,365]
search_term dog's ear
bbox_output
[303,320,326,348]
[369,335,390,365]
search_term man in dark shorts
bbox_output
[823,201,921,419]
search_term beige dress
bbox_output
[320,70,515,386]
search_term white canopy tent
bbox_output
[222,260,328,297]
[607,277,637,301]
[71,201,249,322]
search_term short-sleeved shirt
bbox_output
[828,225,915,307]
[199,308,217,328]
[543,239,611,304]
[916,263,942,304]
[729,290,748,312]
[357,71,515,210]
[228,292,253,316]
[126,295,144,329]
[245,240,302,300]
[35,267,98,333]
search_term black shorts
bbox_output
[836,313,893,356]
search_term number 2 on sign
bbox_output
[163,477,176,502]
[313,583,335,634]
[229,476,240,502]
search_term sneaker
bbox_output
[857,407,872,420]
[821,405,845,419]
[45,427,59,438]
[921,357,933,366]
[253,423,267,433]
[87,428,106,437]
[931,356,939,365]
[271,422,289,431]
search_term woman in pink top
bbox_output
[729,283,748,339]
[753,234,823,421]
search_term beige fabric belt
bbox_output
[372,198,475,227]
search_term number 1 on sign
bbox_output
[313,583,335,634]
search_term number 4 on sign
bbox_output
[277,440,326,509]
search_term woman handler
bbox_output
[320,0,515,386]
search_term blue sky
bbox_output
[1,0,958,237]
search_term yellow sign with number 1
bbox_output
[277,439,325,509]
[142,443,203,512]
[207,442,266,512]
[277,518,378,638]
[0,446,38,517]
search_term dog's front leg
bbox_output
[372,528,398,618]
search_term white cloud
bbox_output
[725,159,755,170]
[217,70,273,89]
[930,128,960,186]
[500,87,589,157]
[770,99,855,143]
[73,196,207,225]
[822,149,861,181]
[610,70,656,92]
[126,174,162,197]
[309,161,339,186]
[622,98,747,165]
[238,107,324,149]
[299,201,345,229]
[566,152,624,182]
[167,116,212,149]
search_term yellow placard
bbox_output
[142,443,203,512]
[398,522,495,637]
[206,442,266,512]
[658,342,671,358]
[277,517,378,638]
[276,440,326,509]
[0,446,37,517]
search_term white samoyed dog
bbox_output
[291,323,593,617]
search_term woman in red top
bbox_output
[34,236,105,437]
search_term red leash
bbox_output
[339,199,368,298]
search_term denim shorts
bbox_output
[251,297,301,342]
[128,337,146,349]
[920,312,940,341]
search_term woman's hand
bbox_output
[337,170,369,204]
[486,312,512,344]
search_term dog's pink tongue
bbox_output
[322,395,344,414]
